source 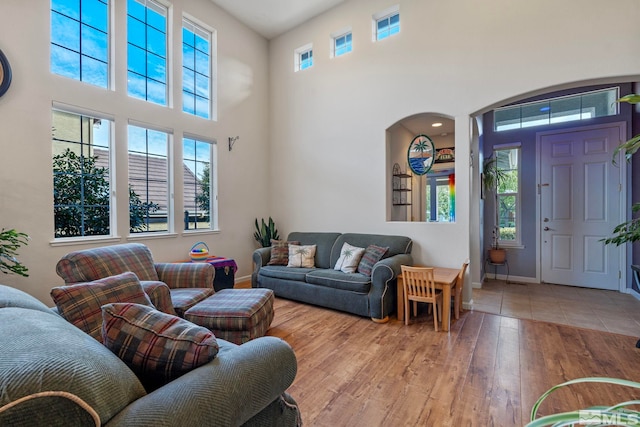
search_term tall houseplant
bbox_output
[483,156,508,263]
[0,228,29,277]
[603,94,640,246]
[254,217,280,248]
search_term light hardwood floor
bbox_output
[265,296,640,427]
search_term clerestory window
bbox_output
[127,0,168,105]
[51,0,109,88]
[294,44,313,72]
[182,18,213,119]
[374,6,400,41]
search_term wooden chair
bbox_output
[453,260,470,320]
[401,265,443,331]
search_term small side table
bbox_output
[485,258,509,283]
[184,256,238,291]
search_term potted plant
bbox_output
[488,227,506,264]
[483,156,508,263]
[0,228,29,277]
[527,377,640,426]
[254,217,280,248]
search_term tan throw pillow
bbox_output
[334,242,366,273]
[268,240,300,266]
[287,244,317,268]
[102,303,219,390]
[50,272,154,342]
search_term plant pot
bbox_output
[488,248,506,264]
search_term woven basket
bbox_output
[189,241,209,262]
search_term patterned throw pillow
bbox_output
[50,272,154,342]
[287,244,317,268]
[357,245,390,276]
[102,303,219,389]
[267,240,300,266]
[334,242,366,273]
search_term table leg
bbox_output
[442,285,451,332]
[397,278,404,322]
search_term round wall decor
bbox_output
[407,134,435,175]
[0,49,12,98]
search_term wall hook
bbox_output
[228,136,239,151]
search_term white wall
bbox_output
[268,0,640,305]
[0,0,270,303]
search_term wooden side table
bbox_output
[397,267,458,332]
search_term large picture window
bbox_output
[183,137,216,231]
[128,125,170,233]
[51,0,109,87]
[52,109,112,238]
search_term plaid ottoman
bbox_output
[183,289,274,345]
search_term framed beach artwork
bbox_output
[407,134,435,175]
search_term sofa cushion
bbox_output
[330,233,412,266]
[287,245,316,268]
[169,287,215,317]
[287,232,341,269]
[0,391,100,427]
[305,270,371,293]
[102,303,219,390]
[334,242,365,273]
[0,303,146,426]
[0,284,55,314]
[357,245,390,277]
[55,243,160,283]
[259,265,315,282]
[267,240,300,266]
[50,272,155,342]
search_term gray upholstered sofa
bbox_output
[252,232,413,322]
[0,284,301,426]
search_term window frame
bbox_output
[294,43,313,72]
[494,144,521,247]
[373,5,400,42]
[182,135,218,232]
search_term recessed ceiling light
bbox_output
[432,122,443,127]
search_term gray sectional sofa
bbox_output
[252,232,413,322]
[0,284,301,426]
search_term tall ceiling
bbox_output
[210,0,347,39]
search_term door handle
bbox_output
[544,226,550,231]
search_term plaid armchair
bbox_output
[56,243,215,316]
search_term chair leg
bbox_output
[413,301,418,317]
[404,297,410,326]
[432,301,439,332]
[454,291,460,320]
